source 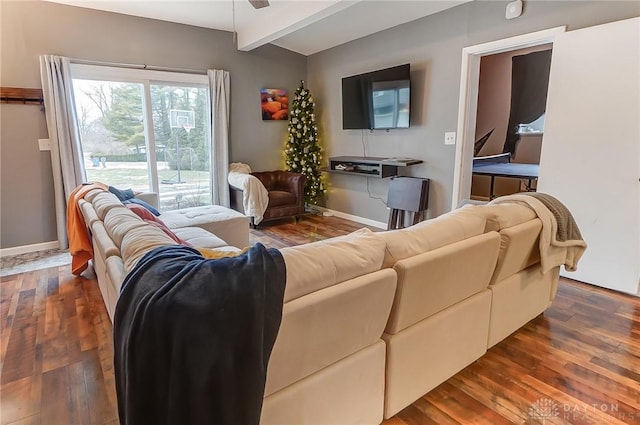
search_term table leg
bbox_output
[489,176,496,200]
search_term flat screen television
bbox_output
[342,64,411,130]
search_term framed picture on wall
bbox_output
[261,88,288,120]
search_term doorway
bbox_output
[451,26,566,209]
[470,45,552,201]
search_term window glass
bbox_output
[518,113,545,134]
[70,65,211,211]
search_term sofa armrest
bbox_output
[135,192,159,209]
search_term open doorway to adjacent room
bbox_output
[451,26,566,209]
[470,44,552,201]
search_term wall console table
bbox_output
[323,156,423,178]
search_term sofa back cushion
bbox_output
[490,219,542,284]
[120,226,178,272]
[265,268,396,397]
[91,191,124,220]
[385,231,501,335]
[280,228,386,303]
[103,207,147,247]
[462,203,536,233]
[83,188,105,203]
[377,209,486,268]
[79,199,101,227]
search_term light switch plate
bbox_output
[444,132,456,145]
[38,138,51,151]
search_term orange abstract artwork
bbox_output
[261,88,288,120]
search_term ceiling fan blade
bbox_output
[248,0,270,9]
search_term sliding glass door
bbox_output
[150,84,211,210]
[70,64,211,211]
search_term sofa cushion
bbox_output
[265,269,396,397]
[462,203,536,233]
[385,232,501,334]
[92,191,125,220]
[103,207,147,247]
[159,205,250,248]
[377,210,486,268]
[90,221,120,259]
[268,190,296,207]
[172,227,229,249]
[83,188,105,203]
[280,228,386,302]
[79,199,100,227]
[120,225,178,273]
[491,219,543,284]
[145,221,190,245]
[160,205,244,229]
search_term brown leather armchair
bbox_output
[230,170,306,228]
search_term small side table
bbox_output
[387,177,430,230]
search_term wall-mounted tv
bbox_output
[342,64,411,130]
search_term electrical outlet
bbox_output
[444,132,456,145]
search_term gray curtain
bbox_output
[503,49,552,156]
[39,55,86,249]
[208,69,230,207]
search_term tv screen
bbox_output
[342,64,411,130]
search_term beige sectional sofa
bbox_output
[77,189,247,321]
[77,187,574,424]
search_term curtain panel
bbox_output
[39,55,86,249]
[503,49,552,156]
[208,69,230,207]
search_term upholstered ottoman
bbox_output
[159,205,250,249]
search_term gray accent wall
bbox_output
[307,1,639,222]
[0,0,306,249]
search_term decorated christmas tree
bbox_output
[285,81,324,205]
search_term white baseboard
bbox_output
[0,241,60,257]
[311,206,387,230]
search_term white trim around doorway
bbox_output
[451,26,566,210]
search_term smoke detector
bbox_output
[506,0,523,19]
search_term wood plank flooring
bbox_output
[1,215,638,425]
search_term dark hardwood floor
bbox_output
[1,215,638,425]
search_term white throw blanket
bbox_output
[490,193,587,274]
[228,163,269,225]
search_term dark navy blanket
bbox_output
[113,244,286,425]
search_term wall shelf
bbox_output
[322,156,422,178]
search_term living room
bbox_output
[1,1,639,424]
[1,0,637,256]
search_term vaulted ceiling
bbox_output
[44,0,471,55]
